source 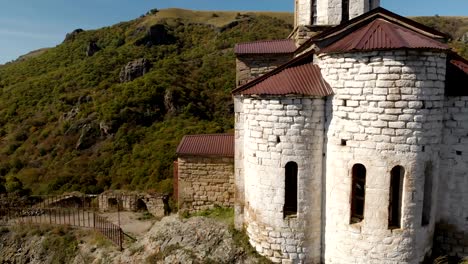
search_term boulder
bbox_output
[460,32,468,44]
[135,24,175,46]
[119,58,151,82]
[86,41,100,57]
[164,89,177,115]
[64,29,84,42]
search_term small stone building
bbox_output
[176,134,235,213]
[97,191,165,218]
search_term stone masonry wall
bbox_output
[236,55,293,88]
[295,0,380,27]
[241,96,325,263]
[98,192,165,217]
[318,50,446,263]
[234,97,246,229]
[177,156,234,213]
[436,96,468,257]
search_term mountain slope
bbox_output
[0,10,293,194]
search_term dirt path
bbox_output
[99,212,156,238]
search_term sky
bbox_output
[0,0,467,64]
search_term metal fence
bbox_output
[0,195,123,250]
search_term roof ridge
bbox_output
[184,133,233,137]
[351,19,381,50]
[236,39,293,45]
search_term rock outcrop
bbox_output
[119,58,151,82]
[135,24,175,46]
[86,41,100,57]
[64,29,84,42]
[460,32,468,44]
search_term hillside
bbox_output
[0,9,467,196]
[0,9,293,195]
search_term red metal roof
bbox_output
[236,63,332,96]
[235,39,297,55]
[451,58,468,75]
[176,134,234,157]
[446,53,468,96]
[232,50,333,96]
[320,18,449,54]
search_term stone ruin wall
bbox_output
[98,192,165,218]
[236,54,293,88]
[239,96,325,263]
[437,96,468,257]
[318,50,446,263]
[177,156,235,213]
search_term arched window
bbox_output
[342,0,350,23]
[368,0,373,10]
[350,164,366,224]
[422,162,433,226]
[284,162,298,218]
[389,166,404,229]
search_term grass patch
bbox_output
[140,8,293,28]
[137,211,155,221]
[182,206,234,223]
[145,243,183,263]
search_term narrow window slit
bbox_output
[351,164,366,224]
[389,166,404,229]
[284,162,298,218]
[341,139,347,146]
[422,162,433,226]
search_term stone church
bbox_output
[177,0,468,263]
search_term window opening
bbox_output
[312,0,318,24]
[351,164,366,224]
[389,166,404,229]
[368,0,373,9]
[284,162,298,217]
[342,0,350,23]
[422,162,433,226]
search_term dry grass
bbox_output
[139,8,292,28]
[16,48,50,62]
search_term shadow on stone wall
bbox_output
[433,221,468,261]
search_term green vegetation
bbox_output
[0,225,79,264]
[412,16,468,58]
[183,206,234,223]
[0,9,292,195]
[0,9,466,197]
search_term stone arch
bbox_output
[136,198,148,212]
[108,197,119,210]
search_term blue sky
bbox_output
[0,0,467,64]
